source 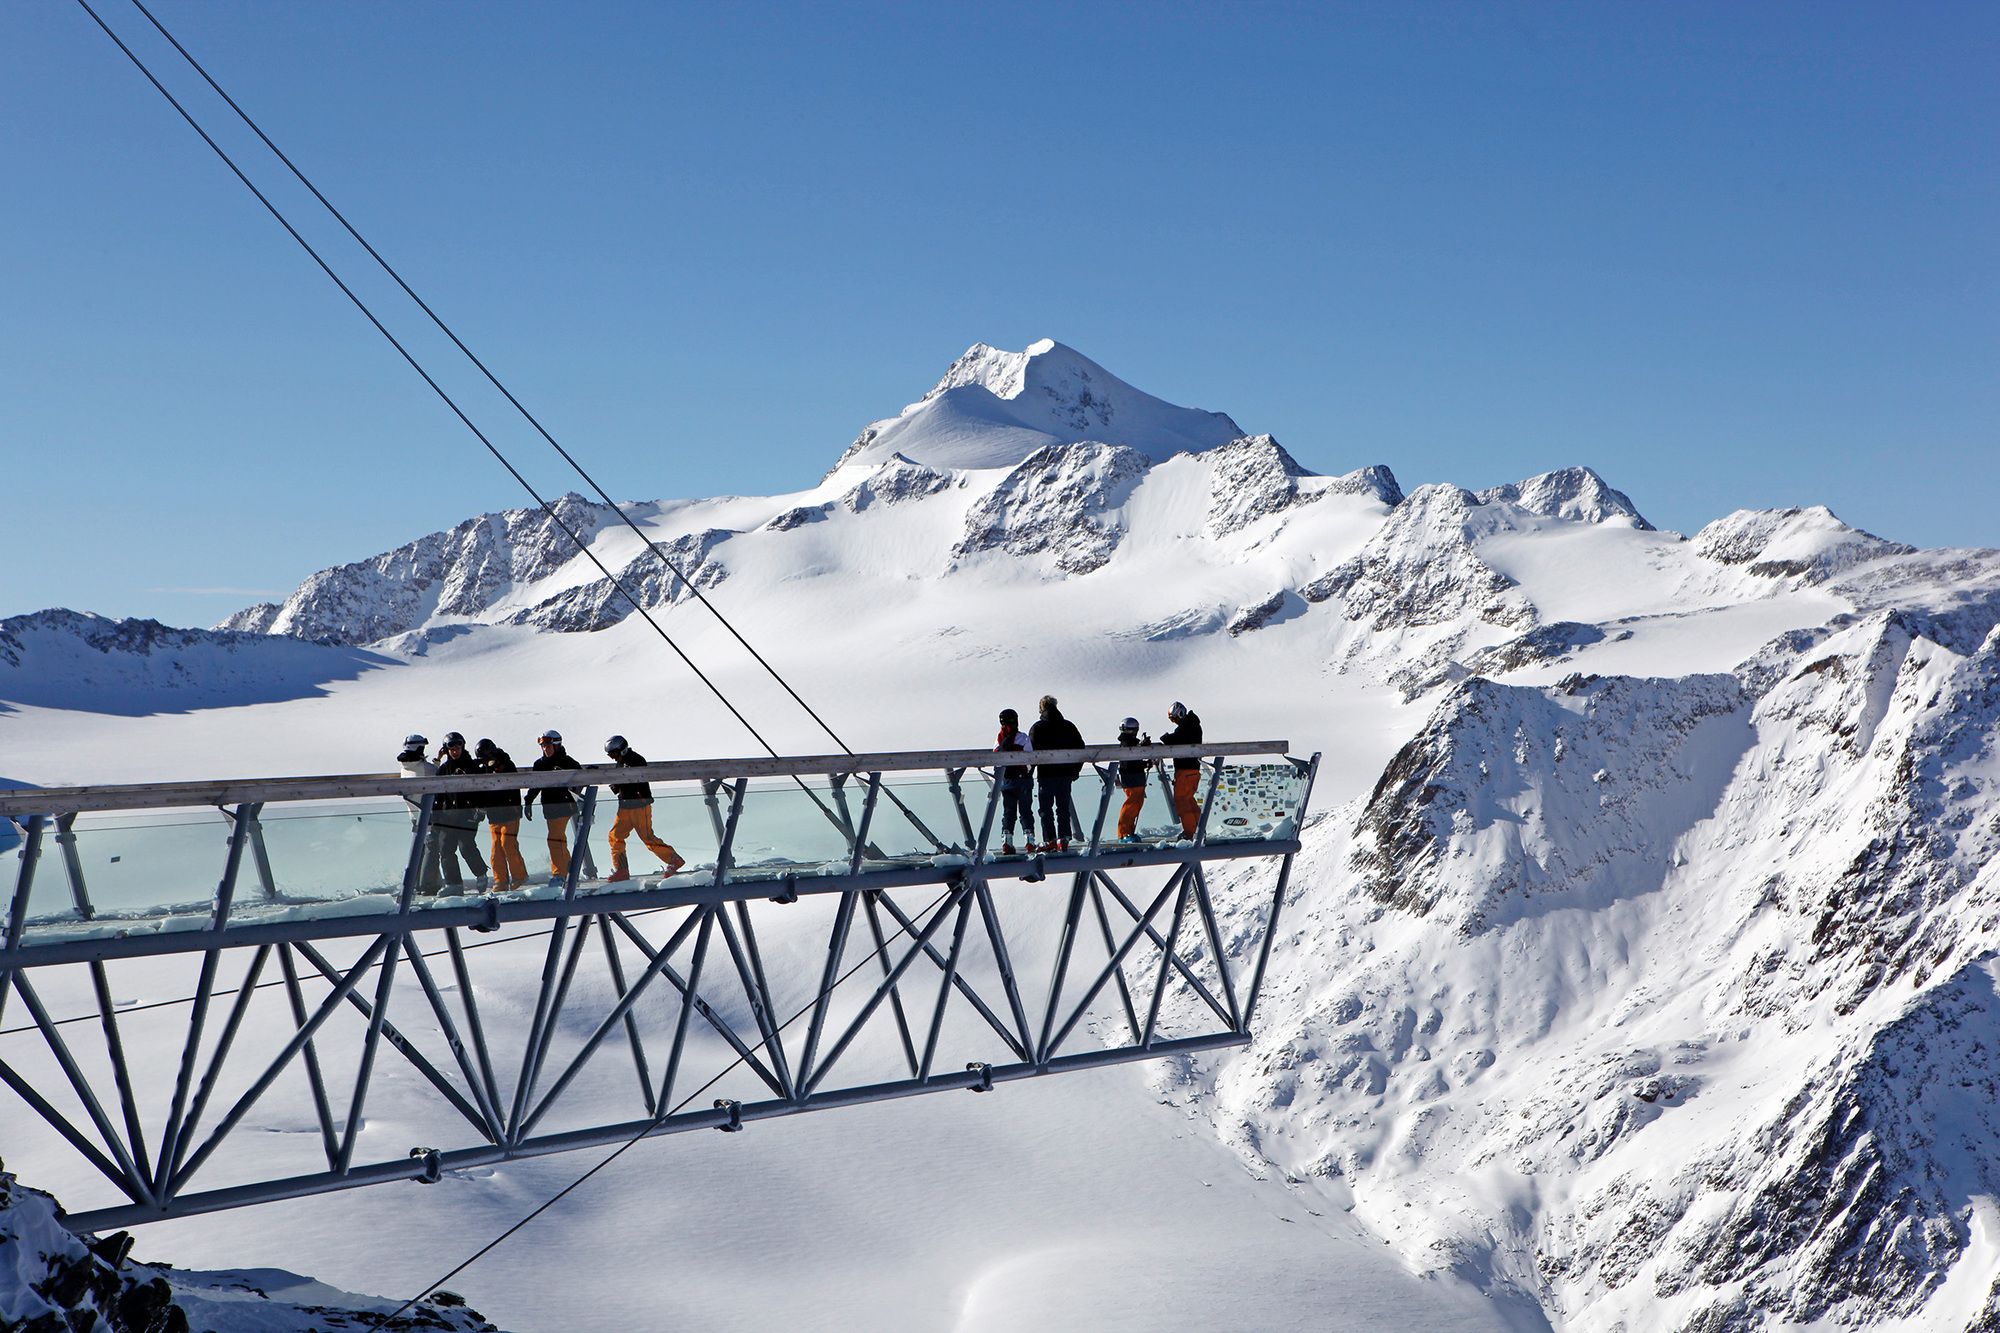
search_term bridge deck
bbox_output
[0,743,1316,1234]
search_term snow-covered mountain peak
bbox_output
[1692,504,1914,584]
[831,339,1245,474]
[1476,465,1652,530]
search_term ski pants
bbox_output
[432,810,486,885]
[1118,785,1148,840]
[1038,777,1078,846]
[609,803,678,875]
[1000,783,1033,841]
[542,810,596,880]
[486,811,528,885]
[1173,768,1202,839]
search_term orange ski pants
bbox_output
[1174,769,1202,838]
[609,804,677,874]
[545,813,574,878]
[488,818,529,885]
[1117,786,1147,839]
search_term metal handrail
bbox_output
[0,741,1289,817]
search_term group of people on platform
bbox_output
[994,696,1203,854]
[395,729,683,894]
[392,696,1204,894]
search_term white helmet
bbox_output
[403,733,428,747]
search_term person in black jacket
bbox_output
[1114,716,1153,843]
[526,729,590,882]
[431,732,490,890]
[474,738,528,891]
[603,735,685,881]
[1028,695,1085,852]
[1160,701,1205,839]
[993,707,1035,855]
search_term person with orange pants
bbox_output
[525,729,587,883]
[603,735,686,882]
[474,738,529,890]
[1160,701,1205,840]
[1114,716,1153,842]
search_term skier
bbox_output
[1115,716,1153,842]
[1029,695,1085,852]
[432,732,490,890]
[396,732,444,892]
[1160,701,1205,839]
[475,737,528,891]
[993,707,1035,855]
[603,735,686,881]
[525,729,591,883]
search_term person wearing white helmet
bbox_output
[395,733,444,892]
[602,735,684,881]
[1114,716,1154,843]
[1161,701,1204,839]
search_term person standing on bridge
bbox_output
[603,736,686,882]
[475,738,529,892]
[1029,695,1085,853]
[432,733,490,891]
[396,732,445,892]
[526,729,590,883]
[1115,716,1153,843]
[994,707,1034,856]
[1161,701,1205,840]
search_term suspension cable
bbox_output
[125,0,860,758]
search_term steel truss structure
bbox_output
[0,743,1316,1234]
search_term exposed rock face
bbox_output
[1227,590,1296,637]
[1204,435,1311,537]
[840,454,951,512]
[1301,484,1536,631]
[508,529,732,633]
[1691,505,1912,582]
[1323,463,1404,508]
[952,442,1150,575]
[0,1170,500,1331]
[1477,466,1653,530]
[221,493,618,645]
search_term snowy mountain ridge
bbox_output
[6,339,2000,1331]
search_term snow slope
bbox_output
[5,339,1997,1332]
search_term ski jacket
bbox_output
[1116,734,1152,788]
[1030,712,1086,783]
[994,726,1034,790]
[608,748,655,806]
[530,748,582,812]
[1160,711,1203,772]
[397,747,435,815]
[477,750,523,816]
[435,753,484,811]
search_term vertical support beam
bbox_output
[2,815,47,1024]
[54,813,91,918]
[1241,853,1296,1032]
[597,917,658,1113]
[403,794,434,903]
[1086,875,1142,1043]
[248,809,280,902]
[565,787,597,896]
[1084,764,1115,857]
[1035,870,1090,1066]
[1186,864,1243,1031]
[1194,758,1226,847]
[1140,872,1194,1048]
[944,768,977,848]
[848,774,881,875]
[214,802,255,929]
[713,778,747,887]
[446,928,505,1122]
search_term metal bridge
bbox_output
[0,742,1315,1234]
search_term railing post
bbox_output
[713,778,747,887]
[1,815,46,1023]
[54,813,92,918]
[848,774,882,875]
[402,794,434,907]
[1085,764,1115,856]
[1193,757,1226,847]
[565,787,598,896]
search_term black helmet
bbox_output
[443,731,466,749]
[604,734,628,755]
[999,708,1018,725]
[475,738,497,759]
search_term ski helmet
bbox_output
[1119,716,1140,733]
[538,729,562,743]
[1168,701,1188,721]
[604,735,628,755]
[443,731,466,749]
[403,733,428,748]
[999,708,1018,725]
[475,738,497,759]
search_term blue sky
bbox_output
[3,1,1994,625]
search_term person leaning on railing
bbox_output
[1114,716,1152,843]
[601,735,686,882]
[431,733,491,892]
[474,738,529,891]
[396,732,446,892]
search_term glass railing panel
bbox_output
[723,776,859,882]
[12,810,233,945]
[244,800,420,915]
[1203,761,1308,842]
[863,776,976,863]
